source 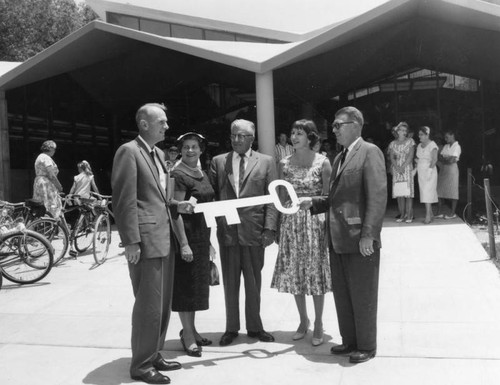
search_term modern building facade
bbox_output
[1,0,500,200]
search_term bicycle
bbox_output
[60,193,113,265]
[0,199,69,265]
[0,220,54,285]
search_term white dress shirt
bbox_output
[337,136,362,175]
[232,149,252,197]
[138,135,166,191]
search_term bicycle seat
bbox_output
[25,199,44,208]
[25,199,46,217]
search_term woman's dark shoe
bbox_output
[196,336,212,346]
[180,334,202,357]
[180,329,212,346]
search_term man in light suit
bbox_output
[209,119,278,346]
[300,106,387,364]
[112,103,192,384]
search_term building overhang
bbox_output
[0,0,499,98]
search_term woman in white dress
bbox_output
[415,126,438,224]
[435,130,461,219]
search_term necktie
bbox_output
[150,150,159,175]
[239,153,245,193]
[339,148,348,167]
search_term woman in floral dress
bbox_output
[271,119,332,346]
[33,140,63,218]
[388,122,415,223]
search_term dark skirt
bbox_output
[172,224,210,312]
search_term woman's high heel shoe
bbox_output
[180,333,202,357]
[292,320,310,341]
[312,328,324,346]
[180,329,212,346]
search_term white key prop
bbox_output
[194,179,300,228]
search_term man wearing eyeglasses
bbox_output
[209,119,278,346]
[300,106,387,364]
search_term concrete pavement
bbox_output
[1,209,500,385]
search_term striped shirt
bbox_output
[274,143,294,162]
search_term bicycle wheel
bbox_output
[93,213,111,265]
[74,213,93,253]
[0,230,54,284]
[28,218,69,265]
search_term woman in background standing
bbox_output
[415,126,438,224]
[436,130,461,219]
[388,122,415,223]
[33,140,63,218]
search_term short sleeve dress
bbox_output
[271,154,332,295]
[416,141,439,203]
[437,141,461,200]
[171,165,215,312]
[33,153,62,218]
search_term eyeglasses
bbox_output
[230,134,254,141]
[332,121,356,131]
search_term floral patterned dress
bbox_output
[33,153,62,218]
[388,138,415,198]
[271,154,332,295]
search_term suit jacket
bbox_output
[311,139,387,254]
[209,150,278,246]
[111,137,174,258]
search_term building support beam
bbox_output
[0,90,11,200]
[255,71,276,157]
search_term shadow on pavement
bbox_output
[82,357,133,385]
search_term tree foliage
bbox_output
[0,0,98,61]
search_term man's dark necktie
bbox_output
[339,148,348,167]
[239,153,245,193]
[150,150,159,175]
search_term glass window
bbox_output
[140,19,171,37]
[235,34,266,43]
[171,24,203,39]
[107,12,139,30]
[204,30,235,41]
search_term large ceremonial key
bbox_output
[194,179,300,228]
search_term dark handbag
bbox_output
[209,261,220,286]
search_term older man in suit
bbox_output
[112,103,192,384]
[209,119,278,346]
[300,106,387,364]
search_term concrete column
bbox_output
[0,90,11,200]
[255,71,276,156]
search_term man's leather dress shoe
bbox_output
[219,331,239,346]
[131,369,170,384]
[330,344,356,355]
[349,350,376,363]
[247,330,275,342]
[153,357,182,371]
